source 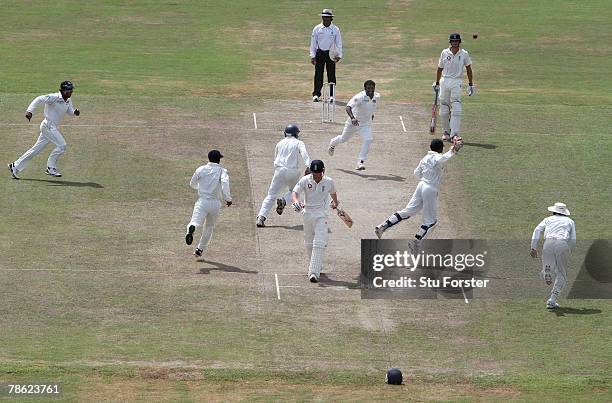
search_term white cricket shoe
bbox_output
[309,273,319,283]
[374,225,385,239]
[442,132,451,141]
[8,163,19,179]
[312,95,320,102]
[329,96,335,103]
[194,248,203,258]
[546,300,560,310]
[256,216,266,228]
[45,167,62,177]
[355,161,366,170]
[328,145,335,156]
[185,225,196,245]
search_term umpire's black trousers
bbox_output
[313,49,336,98]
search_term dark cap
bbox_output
[449,33,462,41]
[310,159,325,173]
[60,80,74,91]
[208,149,223,162]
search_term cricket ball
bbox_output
[472,34,478,39]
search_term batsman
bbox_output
[291,160,339,283]
[432,33,474,142]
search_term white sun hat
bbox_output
[547,202,571,216]
[320,9,334,17]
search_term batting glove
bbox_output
[292,201,304,212]
[432,82,440,92]
[467,85,475,96]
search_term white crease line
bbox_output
[275,273,281,300]
[280,285,350,290]
[399,116,407,132]
[460,286,470,304]
[253,113,258,129]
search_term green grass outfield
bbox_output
[1,0,611,400]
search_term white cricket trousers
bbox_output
[14,119,67,171]
[188,197,221,251]
[542,239,571,303]
[303,211,330,278]
[330,121,373,163]
[399,181,438,226]
[439,77,463,136]
[257,167,301,218]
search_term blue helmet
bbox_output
[284,124,300,138]
[449,33,461,42]
[385,368,403,385]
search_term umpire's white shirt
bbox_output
[414,150,454,189]
[27,92,76,126]
[293,175,336,216]
[438,48,472,79]
[346,91,380,127]
[531,215,577,250]
[274,136,311,170]
[190,162,232,201]
[310,23,343,58]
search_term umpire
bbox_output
[309,9,343,102]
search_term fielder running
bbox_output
[256,124,311,228]
[375,138,462,240]
[328,80,380,170]
[291,160,338,283]
[185,150,233,258]
[530,202,577,310]
[432,33,474,142]
[8,81,80,179]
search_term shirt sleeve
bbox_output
[347,93,361,109]
[531,219,547,250]
[309,26,318,58]
[569,220,577,248]
[438,50,446,69]
[67,99,76,115]
[293,176,306,194]
[221,169,232,202]
[189,168,200,190]
[463,51,472,67]
[328,179,336,194]
[299,141,311,167]
[335,26,343,58]
[413,161,424,178]
[436,150,455,167]
[26,94,53,113]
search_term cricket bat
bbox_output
[336,208,354,228]
[429,89,439,134]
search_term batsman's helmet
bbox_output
[284,124,300,138]
[449,33,462,42]
[208,149,223,163]
[60,81,74,91]
[385,368,403,385]
[310,159,325,173]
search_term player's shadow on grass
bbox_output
[552,307,602,317]
[263,224,303,231]
[318,273,359,289]
[198,260,258,275]
[21,178,104,188]
[336,168,406,182]
[463,141,497,150]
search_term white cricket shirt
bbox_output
[190,162,232,201]
[531,215,577,249]
[346,90,380,127]
[26,92,77,126]
[293,175,336,214]
[438,48,472,79]
[413,150,454,189]
[310,23,343,58]
[274,136,311,170]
